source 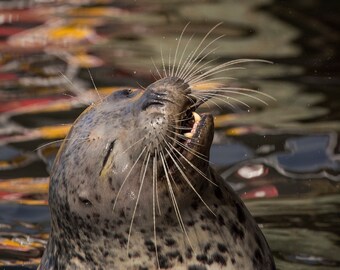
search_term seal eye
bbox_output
[79,196,93,207]
[121,89,134,98]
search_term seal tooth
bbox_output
[184,132,193,139]
[193,111,201,123]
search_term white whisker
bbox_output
[160,150,194,251]
[171,23,190,77]
[151,58,162,79]
[112,146,147,212]
[87,68,102,102]
[152,153,160,269]
[193,92,248,108]
[164,143,216,216]
[127,151,151,252]
[177,23,223,80]
[160,48,167,77]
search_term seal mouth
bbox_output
[161,97,214,178]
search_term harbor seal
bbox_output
[39,72,275,269]
[39,25,275,269]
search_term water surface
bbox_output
[0,0,339,269]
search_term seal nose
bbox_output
[141,91,168,111]
[141,77,195,111]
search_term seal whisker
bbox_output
[160,151,184,232]
[191,93,224,110]
[164,137,216,186]
[164,144,216,217]
[87,68,103,102]
[181,46,219,82]
[161,146,180,191]
[171,23,190,77]
[188,59,271,86]
[127,151,151,253]
[160,150,194,251]
[188,67,245,86]
[177,23,222,80]
[166,129,203,147]
[151,58,162,79]
[34,138,86,152]
[193,92,248,109]
[152,146,162,217]
[121,136,147,155]
[180,39,223,82]
[181,50,220,83]
[199,89,269,106]
[112,146,147,213]
[165,134,208,161]
[152,153,160,269]
[174,33,195,78]
[58,78,93,107]
[160,48,167,78]
[208,87,276,101]
[188,75,237,85]
[168,49,172,79]
[167,124,192,131]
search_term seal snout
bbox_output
[141,91,168,111]
[142,76,194,111]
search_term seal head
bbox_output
[40,76,275,269]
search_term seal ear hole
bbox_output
[79,196,93,207]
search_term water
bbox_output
[0,0,339,269]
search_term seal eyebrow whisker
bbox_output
[87,68,103,103]
[112,146,147,212]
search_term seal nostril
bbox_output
[142,100,164,111]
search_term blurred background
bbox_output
[0,0,339,269]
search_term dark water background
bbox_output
[0,0,339,269]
